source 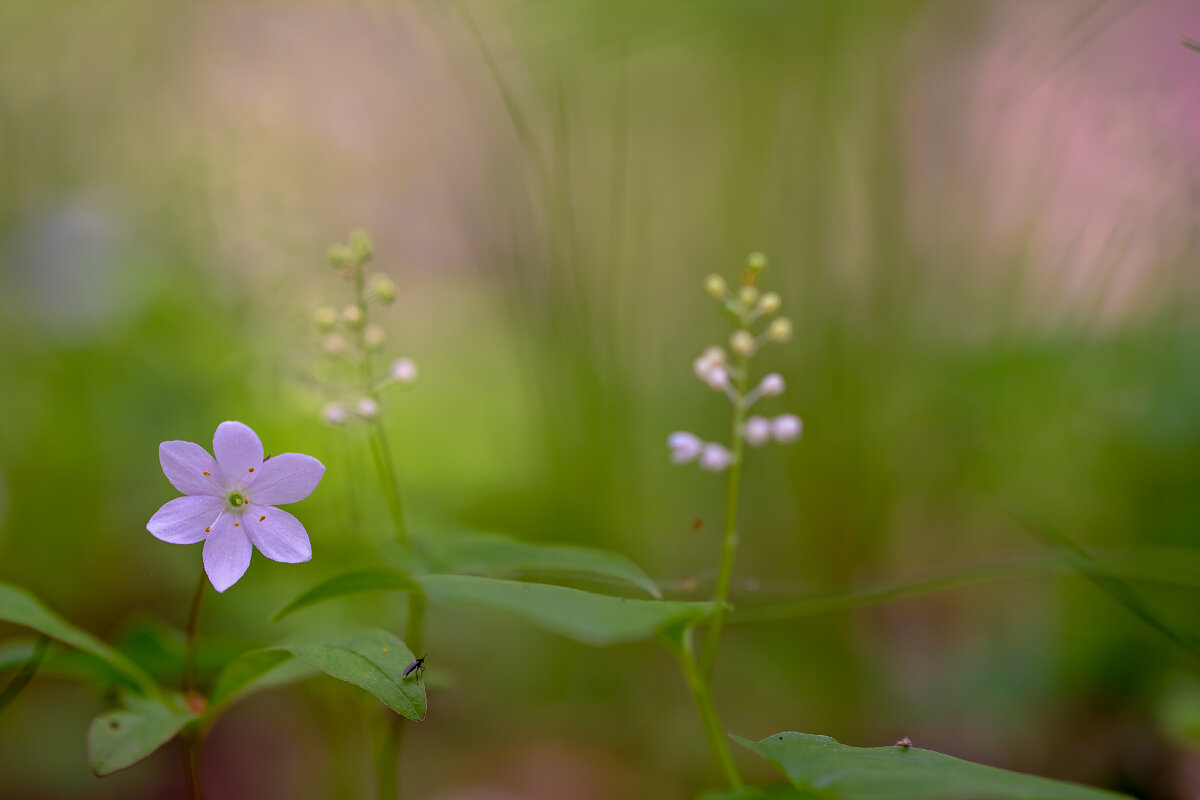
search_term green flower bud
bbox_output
[372,274,397,305]
[342,304,364,331]
[349,229,374,264]
[313,306,337,333]
[768,317,793,343]
[758,292,781,314]
[747,252,767,272]
[328,244,352,269]
[704,274,727,299]
[738,285,759,307]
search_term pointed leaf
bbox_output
[0,581,160,696]
[286,630,425,720]
[87,694,196,776]
[735,732,1128,800]
[414,574,715,646]
[0,636,49,713]
[420,530,661,597]
[273,569,416,621]
[207,630,425,722]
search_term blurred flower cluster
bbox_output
[312,230,417,425]
[669,253,801,470]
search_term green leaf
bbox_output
[698,786,808,800]
[208,630,425,722]
[414,574,715,646]
[0,636,49,713]
[419,530,661,598]
[0,637,125,687]
[0,581,161,697]
[287,630,425,720]
[273,568,417,621]
[87,694,196,776]
[735,732,1128,800]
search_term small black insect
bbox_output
[403,656,425,678]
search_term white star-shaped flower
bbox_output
[147,421,325,592]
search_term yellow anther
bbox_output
[248,467,255,473]
[204,526,211,533]
[202,471,211,476]
[233,521,239,527]
[259,515,265,521]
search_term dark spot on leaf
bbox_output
[777,735,784,740]
[109,720,120,730]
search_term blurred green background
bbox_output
[3,1,1200,797]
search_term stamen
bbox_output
[259,515,265,521]
[204,526,211,533]
[248,467,255,473]
[202,471,211,476]
[233,521,239,527]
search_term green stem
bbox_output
[670,627,742,789]
[699,347,749,678]
[182,568,207,800]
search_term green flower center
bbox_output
[228,493,246,508]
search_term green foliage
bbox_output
[416,530,661,598]
[0,581,161,697]
[86,693,196,777]
[734,732,1128,800]
[280,570,716,646]
[0,635,48,713]
[211,630,425,721]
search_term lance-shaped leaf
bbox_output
[414,574,715,646]
[735,732,1129,800]
[417,530,661,597]
[0,581,160,697]
[273,568,418,622]
[87,693,196,776]
[208,629,425,721]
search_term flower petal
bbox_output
[244,505,312,564]
[202,514,253,592]
[159,441,224,496]
[213,421,264,485]
[246,453,325,506]
[147,496,223,544]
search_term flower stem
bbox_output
[182,568,207,800]
[376,591,425,800]
[699,348,749,678]
[670,626,742,788]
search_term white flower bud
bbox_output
[667,431,703,463]
[738,286,759,307]
[758,292,781,314]
[699,443,734,471]
[356,398,379,419]
[759,373,785,397]
[747,252,767,272]
[730,330,755,357]
[314,306,337,333]
[363,324,385,350]
[693,347,726,381]
[322,334,347,354]
[768,317,793,343]
[744,416,771,446]
[703,345,727,363]
[390,358,417,383]
[704,366,729,391]
[342,304,364,330]
[322,403,348,425]
[771,414,803,443]
[704,274,727,298]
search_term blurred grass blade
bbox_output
[87,693,196,776]
[0,581,162,697]
[273,568,417,621]
[698,787,811,800]
[729,548,1200,625]
[1183,37,1200,53]
[0,635,49,714]
[208,630,425,722]
[735,732,1128,799]
[418,530,661,597]
[415,574,716,646]
[1016,514,1200,660]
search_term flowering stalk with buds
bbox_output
[316,230,424,800]
[666,252,802,787]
